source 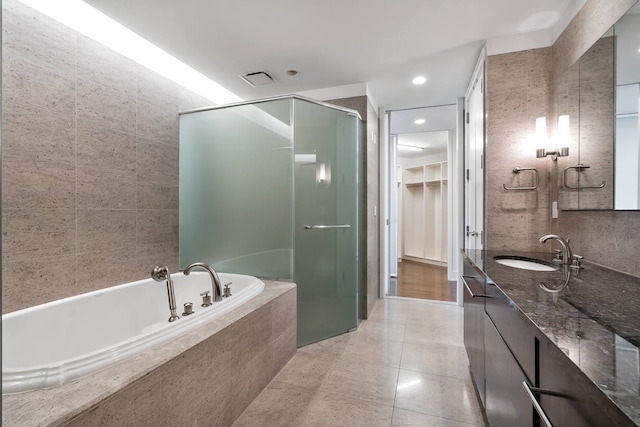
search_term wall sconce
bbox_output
[535,116,570,160]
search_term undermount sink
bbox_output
[493,256,558,272]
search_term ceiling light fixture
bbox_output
[414,118,426,125]
[397,144,424,152]
[412,76,427,85]
[18,0,242,105]
[286,70,299,76]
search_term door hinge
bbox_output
[480,154,484,169]
[481,79,484,94]
[466,111,470,124]
[466,169,470,181]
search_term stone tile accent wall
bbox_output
[485,47,553,252]
[1,0,212,313]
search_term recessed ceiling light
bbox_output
[412,76,427,85]
[414,118,425,125]
[286,70,299,76]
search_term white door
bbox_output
[465,65,484,250]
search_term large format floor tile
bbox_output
[233,298,486,427]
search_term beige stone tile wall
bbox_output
[485,47,553,252]
[1,0,212,313]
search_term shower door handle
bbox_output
[304,224,351,229]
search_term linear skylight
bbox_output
[19,0,242,105]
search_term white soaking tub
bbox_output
[2,271,265,394]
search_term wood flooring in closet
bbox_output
[389,260,456,302]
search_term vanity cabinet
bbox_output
[462,259,486,407]
[484,315,534,427]
[538,336,634,427]
[463,252,634,426]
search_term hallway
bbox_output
[233,298,485,426]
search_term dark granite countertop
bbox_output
[464,249,640,425]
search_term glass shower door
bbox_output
[293,99,361,346]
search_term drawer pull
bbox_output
[462,275,489,298]
[522,381,554,427]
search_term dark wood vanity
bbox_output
[463,250,638,426]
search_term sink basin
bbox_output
[493,256,558,272]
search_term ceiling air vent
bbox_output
[239,71,277,87]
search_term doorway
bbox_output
[386,105,458,302]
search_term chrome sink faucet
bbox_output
[183,262,223,303]
[151,266,180,322]
[539,235,572,266]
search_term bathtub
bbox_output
[2,271,265,394]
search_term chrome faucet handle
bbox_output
[200,291,212,307]
[223,283,232,298]
[571,254,584,270]
[553,249,563,262]
[182,302,194,316]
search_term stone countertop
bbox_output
[464,249,640,425]
[2,280,296,427]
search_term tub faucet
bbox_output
[539,235,572,266]
[151,266,180,322]
[183,262,223,303]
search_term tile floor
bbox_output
[233,298,486,427]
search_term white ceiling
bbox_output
[85,0,579,110]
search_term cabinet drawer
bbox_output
[484,315,534,427]
[539,336,633,427]
[485,280,536,382]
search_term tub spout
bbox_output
[183,262,223,303]
[151,266,180,322]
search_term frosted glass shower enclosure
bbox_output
[179,95,364,346]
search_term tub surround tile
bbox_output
[76,125,136,173]
[272,324,298,379]
[3,54,76,116]
[136,137,179,178]
[77,209,136,253]
[271,288,297,340]
[76,248,140,292]
[2,108,76,162]
[136,100,180,146]
[2,282,296,427]
[2,208,76,260]
[2,0,76,73]
[136,174,179,210]
[230,344,275,421]
[2,157,76,210]
[76,167,137,210]
[77,78,137,134]
[135,209,179,246]
[2,254,77,313]
[76,35,137,94]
